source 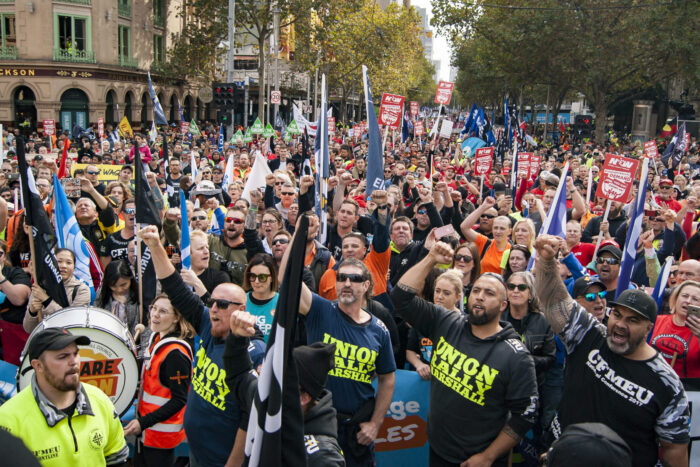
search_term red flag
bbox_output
[57,140,70,179]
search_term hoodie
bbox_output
[392,286,538,464]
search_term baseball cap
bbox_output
[659,178,673,186]
[572,276,606,298]
[28,328,90,361]
[547,423,631,467]
[598,244,622,259]
[608,289,657,322]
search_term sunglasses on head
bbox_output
[225,217,244,224]
[454,254,473,263]
[272,237,289,246]
[584,290,607,301]
[209,298,244,309]
[507,283,528,291]
[337,272,366,283]
[248,272,270,283]
[596,257,620,265]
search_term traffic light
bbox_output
[213,82,237,112]
[574,114,594,137]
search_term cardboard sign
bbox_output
[97,118,105,138]
[643,140,658,159]
[434,81,454,105]
[409,101,420,116]
[595,154,639,202]
[517,152,531,178]
[414,121,424,136]
[439,120,454,138]
[529,154,541,179]
[378,93,405,129]
[43,119,55,136]
[474,147,494,176]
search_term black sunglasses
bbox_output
[454,254,473,263]
[507,283,528,291]
[272,238,289,246]
[191,215,207,221]
[337,272,366,283]
[596,257,620,265]
[209,298,244,309]
[480,214,496,219]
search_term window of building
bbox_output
[118,25,130,58]
[118,0,131,17]
[153,34,164,63]
[1,15,16,48]
[56,15,89,52]
[153,0,165,28]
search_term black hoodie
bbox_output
[392,286,538,464]
[223,335,345,467]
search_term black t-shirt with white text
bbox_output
[100,231,134,262]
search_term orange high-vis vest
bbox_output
[137,335,193,449]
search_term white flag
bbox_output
[241,151,272,202]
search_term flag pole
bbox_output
[137,225,144,328]
[585,166,593,206]
[592,199,611,261]
[382,126,389,153]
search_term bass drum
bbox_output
[17,306,139,416]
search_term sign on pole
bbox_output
[529,154,541,179]
[43,119,56,136]
[271,91,281,104]
[378,93,405,130]
[439,120,454,138]
[180,121,189,135]
[517,152,532,179]
[410,101,420,116]
[97,118,105,138]
[328,116,336,134]
[414,121,424,136]
[434,81,455,105]
[595,154,639,202]
[474,147,494,176]
[643,141,658,159]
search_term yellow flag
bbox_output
[118,116,133,138]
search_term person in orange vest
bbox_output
[123,294,195,466]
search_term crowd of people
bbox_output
[0,120,698,467]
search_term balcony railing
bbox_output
[59,0,91,4]
[0,45,17,59]
[118,1,131,17]
[53,48,95,63]
[119,55,138,69]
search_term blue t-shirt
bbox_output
[246,292,279,343]
[306,294,396,414]
[184,308,265,467]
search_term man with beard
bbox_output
[534,235,690,467]
[392,242,538,467]
[290,254,395,467]
[208,206,248,286]
[140,225,265,467]
[582,201,627,243]
[0,328,129,466]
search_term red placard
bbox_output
[643,141,658,159]
[42,119,55,136]
[414,121,424,136]
[474,147,494,176]
[328,116,335,133]
[528,154,541,179]
[378,93,405,129]
[409,101,419,116]
[180,121,189,135]
[97,118,105,138]
[595,154,639,202]
[517,152,531,178]
[434,81,454,105]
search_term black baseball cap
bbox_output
[572,276,606,298]
[598,244,622,259]
[28,328,90,360]
[547,422,631,467]
[608,289,658,322]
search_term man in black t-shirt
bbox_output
[535,235,690,467]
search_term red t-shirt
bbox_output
[571,242,595,267]
[654,196,683,213]
[650,314,700,378]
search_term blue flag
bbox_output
[179,189,191,270]
[148,72,168,126]
[313,74,329,244]
[461,103,478,139]
[362,65,384,196]
[53,174,95,301]
[528,163,569,270]
[218,124,224,153]
[505,95,511,146]
[648,256,673,342]
[616,159,649,298]
[177,98,185,122]
[461,137,486,157]
[401,111,413,144]
[661,122,687,169]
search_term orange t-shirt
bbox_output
[475,233,510,274]
[304,242,336,269]
[318,248,391,300]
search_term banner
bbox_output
[179,121,189,135]
[97,118,104,138]
[378,93,405,130]
[43,119,55,136]
[529,154,541,179]
[414,121,424,136]
[644,140,658,159]
[474,147,494,176]
[595,154,639,202]
[439,120,454,138]
[434,81,454,105]
[410,101,420,116]
[517,152,532,179]
[72,164,129,183]
[374,370,430,466]
[327,116,336,134]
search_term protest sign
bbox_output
[414,121,424,136]
[97,118,105,138]
[179,121,189,135]
[517,152,532,179]
[439,120,454,138]
[644,141,658,159]
[474,147,494,176]
[378,93,405,129]
[595,154,639,202]
[410,101,420,116]
[529,154,541,179]
[42,119,55,136]
[72,164,128,183]
[434,81,454,105]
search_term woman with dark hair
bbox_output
[124,294,194,466]
[451,243,480,304]
[503,244,531,280]
[24,248,91,332]
[8,212,31,276]
[243,253,279,342]
[95,259,140,334]
[0,240,32,364]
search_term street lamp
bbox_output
[272,2,281,121]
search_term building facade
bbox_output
[0,0,204,134]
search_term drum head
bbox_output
[17,307,138,416]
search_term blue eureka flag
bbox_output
[179,189,191,270]
[148,72,168,126]
[218,124,224,153]
[313,74,329,244]
[528,163,569,270]
[363,65,384,196]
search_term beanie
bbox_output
[294,342,336,400]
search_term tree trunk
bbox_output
[339,85,347,123]
[593,90,608,143]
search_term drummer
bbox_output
[0,328,129,466]
[24,249,91,333]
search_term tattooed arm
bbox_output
[535,235,575,334]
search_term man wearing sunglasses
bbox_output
[208,207,249,286]
[140,225,266,467]
[572,276,608,322]
[595,244,623,299]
